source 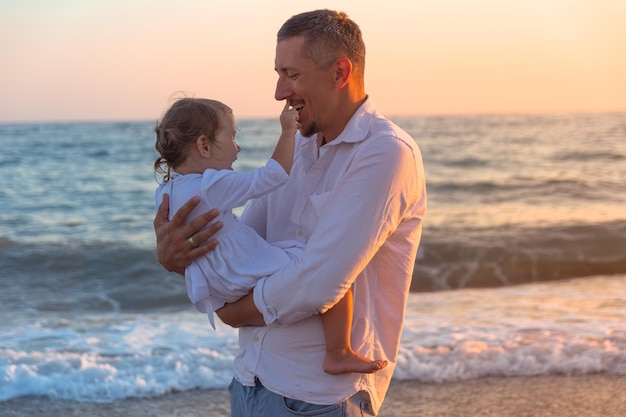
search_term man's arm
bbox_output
[215,293,265,327]
[217,138,416,329]
[252,136,423,326]
[154,194,223,275]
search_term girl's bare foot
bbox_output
[323,349,388,375]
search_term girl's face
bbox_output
[211,111,241,170]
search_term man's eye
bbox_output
[287,73,299,80]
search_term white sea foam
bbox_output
[1,312,238,402]
[395,275,626,382]
[2,275,625,402]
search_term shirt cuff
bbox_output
[253,278,278,325]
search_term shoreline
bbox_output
[2,374,625,416]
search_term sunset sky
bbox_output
[1,0,624,123]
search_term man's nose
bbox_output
[275,77,291,101]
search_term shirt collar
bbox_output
[300,96,377,146]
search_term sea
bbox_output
[1,112,625,403]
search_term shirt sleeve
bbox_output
[200,159,287,211]
[253,136,420,325]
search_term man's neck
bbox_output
[321,95,367,143]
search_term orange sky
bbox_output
[1,0,624,122]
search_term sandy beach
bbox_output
[2,374,625,417]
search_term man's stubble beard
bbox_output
[301,121,319,138]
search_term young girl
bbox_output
[153,97,386,375]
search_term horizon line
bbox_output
[2,108,625,126]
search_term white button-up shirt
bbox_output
[235,98,426,413]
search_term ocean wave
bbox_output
[427,176,623,201]
[426,183,626,210]
[0,241,188,314]
[413,221,626,291]
[2,221,625,315]
[552,151,625,162]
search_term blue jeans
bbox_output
[228,377,376,417]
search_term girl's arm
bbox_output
[271,101,299,174]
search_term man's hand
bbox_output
[154,194,223,275]
[216,292,265,328]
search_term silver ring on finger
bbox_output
[188,235,198,248]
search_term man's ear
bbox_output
[196,135,211,157]
[334,58,352,89]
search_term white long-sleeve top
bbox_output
[155,159,301,328]
[234,98,427,414]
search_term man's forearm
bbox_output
[216,292,265,328]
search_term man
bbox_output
[154,9,426,416]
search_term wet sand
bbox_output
[2,374,625,417]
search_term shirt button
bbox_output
[296,229,303,237]
[254,336,259,342]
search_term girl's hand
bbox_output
[279,101,299,137]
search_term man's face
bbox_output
[274,36,336,138]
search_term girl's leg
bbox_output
[320,288,387,374]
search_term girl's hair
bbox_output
[154,98,232,181]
